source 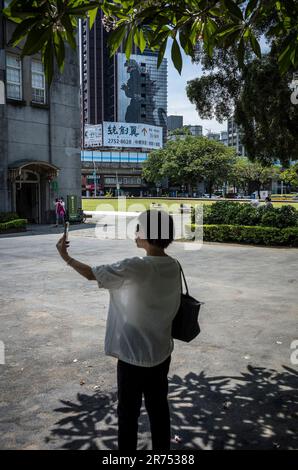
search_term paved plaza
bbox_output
[0,223,297,450]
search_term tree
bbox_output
[142,148,166,184]
[3,0,298,83]
[229,158,280,197]
[143,136,236,197]
[186,47,298,166]
[280,163,298,188]
[168,126,192,136]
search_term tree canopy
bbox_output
[168,126,192,136]
[143,136,236,196]
[186,47,298,166]
[229,157,280,195]
[3,0,298,83]
[280,162,298,187]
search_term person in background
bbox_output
[56,210,181,451]
[54,198,59,227]
[264,196,273,209]
[54,198,65,227]
[60,197,65,213]
[250,198,260,208]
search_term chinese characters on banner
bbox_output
[83,122,163,150]
[103,122,163,150]
[84,124,102,148]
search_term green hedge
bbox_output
[192,201,298,228]
[186,224,298,247]
[0,219,27,233]
[0,212,20,223]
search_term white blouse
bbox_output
[92,256,181,367]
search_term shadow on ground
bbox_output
[46,365,298,450]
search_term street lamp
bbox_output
[92,153,96,198]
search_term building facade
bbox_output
[189,125,203,137]
[0,10,81,222]
[206,132,220,141]
[80,13,168,196]
[220,131,228,146]
[167,115,183,131]
[227,117,246,156]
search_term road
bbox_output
[0,225,297,450]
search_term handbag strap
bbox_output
[176,260,189,295]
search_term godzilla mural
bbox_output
[117,53,167,134]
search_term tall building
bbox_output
[220,131,228,146]
[0,5,81,222]
[207,132,220,141]
[227,117,246,156]
[167,115,183,131]
[80,12,167,133]
[80,13,168,196]
[189,125,203,136]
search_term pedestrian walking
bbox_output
[56,210,181,450]
[54,198,65,227]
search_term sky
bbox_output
[165,44,227,135]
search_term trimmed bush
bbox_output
[191,201,298,228]
[0,219,27,233]
[258,205,298,228]
[186,224,298,247]
[0,212,19,223]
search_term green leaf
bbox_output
[157,38,167,68]
[171,38,182,74]
[88,7,98,30]
[290,45,298,67]
[9,16,41,47]
[245,0,258,18]
[60,14,77,50]
[53,32,65,71]
[21,26,51,57]
[224,0,244,21]
[66,3,100,17]
[189,19,202,43]
[138,29,146,53]
[107,23,127,56]
[43,39,54,85]
[217,25,241,38]
[124,27,134,60]
[278,44,292,74]
[249,33,261,58]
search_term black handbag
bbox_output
[171,261,204,342]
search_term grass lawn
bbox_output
[83,198,215,212]
[82,197,298,212]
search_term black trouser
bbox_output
[117,355,171,451]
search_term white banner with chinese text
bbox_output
[103,122,163,150]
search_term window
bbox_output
[6,54,22,100]
[31,60,46,103]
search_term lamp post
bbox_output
[92,154,96,198]
[116,170,120,197]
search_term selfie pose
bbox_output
[56,210,181,451]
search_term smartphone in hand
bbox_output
[64,221,70,241]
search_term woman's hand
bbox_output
[56,234,70,260]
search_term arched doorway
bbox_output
[15,170,40,223]
[8,160,60,224]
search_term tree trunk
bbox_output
[209,182,213,198]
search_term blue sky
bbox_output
[165,44,226,134]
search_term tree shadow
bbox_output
[46,365,298,450]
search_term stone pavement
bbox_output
[0,225,297,450]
